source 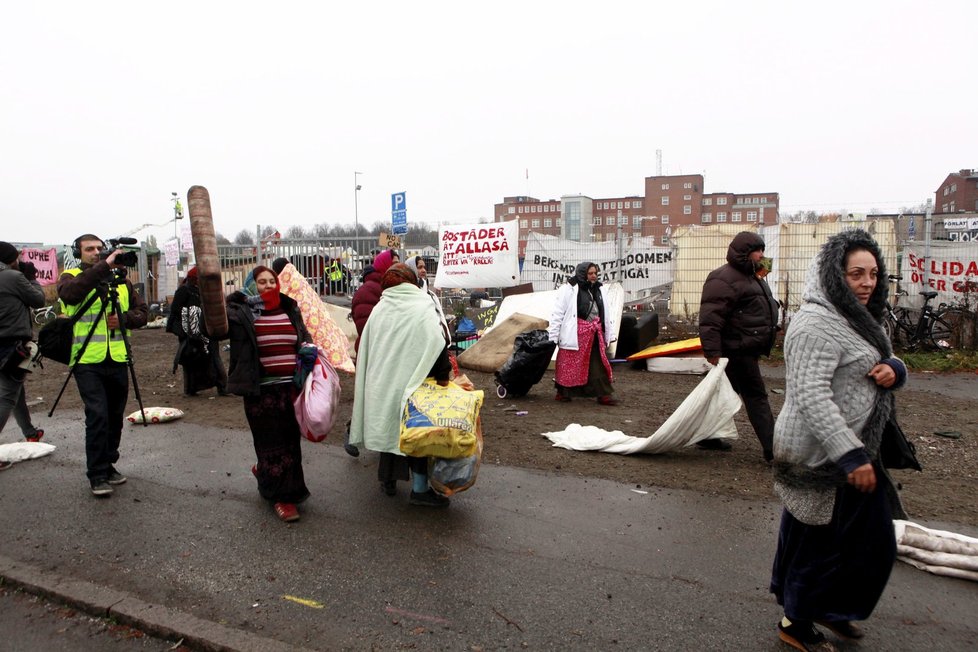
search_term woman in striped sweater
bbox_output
[226,265,312,523]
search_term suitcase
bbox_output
[493,329,557,398]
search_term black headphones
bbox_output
[71,235,104,259]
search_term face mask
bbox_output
[259,288,281,310]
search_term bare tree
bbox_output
[233,229,254,245]
[215,232,231,245]
[285,225,307,239]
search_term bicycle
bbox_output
[883,275,960,350]
[32,305,57,325]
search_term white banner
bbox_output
[901,242,978,308]
[164,238,180,267]
[520,232,674,298]
[180,222,194,251]
[433,222,520,289]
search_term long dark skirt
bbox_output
[556,332,614,399]
[770,467,895,622]
[181,341,228,395]
[243,382,309,504]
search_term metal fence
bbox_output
[204,217,975,342]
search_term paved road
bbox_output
[1,408,977,650]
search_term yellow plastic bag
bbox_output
[399,379,484,459]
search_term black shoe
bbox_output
[764,449,774,463]
[381,480,397,497]
[778,619,837,652]
[696,438,733,452]
[344,443,360,458]
[107,471,127,485]
[90,480,113,497]
[217,389,231,396]
[815,620,863,640]
[409,489,450,507]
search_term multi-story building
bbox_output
[494,174,780,257]
[934,168,978,215]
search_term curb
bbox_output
[0,553,314,652]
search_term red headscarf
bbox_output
[184,266,199,285]
[373,249,395,275]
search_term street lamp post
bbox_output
[354,171,363,237]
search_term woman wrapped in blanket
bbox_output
[548,261,618,406]
[770,229,908,651]
[226,265,312,523]
[349,263,453,507]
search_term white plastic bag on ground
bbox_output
[0,441,56,463]
[542,359,740,454]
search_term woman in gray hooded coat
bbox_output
[770,229,908,651]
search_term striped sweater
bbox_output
[255,309,298,382]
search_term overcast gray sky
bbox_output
[3,0,975,246]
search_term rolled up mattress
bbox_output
[187,186,228,338]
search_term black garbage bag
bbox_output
[494,329,557,398]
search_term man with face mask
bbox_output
[57,234,148,495]
[698,231,780,462]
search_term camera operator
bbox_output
[0,242,46,469]
[58,234,148,496]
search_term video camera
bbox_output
[99,237,140,268]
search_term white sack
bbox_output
[0,441,56,463]
[542,359,740,454]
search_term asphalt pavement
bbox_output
[1,406,976,651]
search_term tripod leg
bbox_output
[47,298,110,418]
[110,289,148,427]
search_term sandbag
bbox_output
[457,313,548,373]
[399,380,483,459]
[187,186,228,338]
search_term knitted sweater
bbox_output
[773,229,907,525]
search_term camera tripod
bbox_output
[48,275,148,426]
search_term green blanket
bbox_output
[349,283,449,454]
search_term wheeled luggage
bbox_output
[493,329,557,398]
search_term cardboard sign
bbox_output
[378,232,402,250]
[433,221,520,289]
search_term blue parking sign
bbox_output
[391,192,408,235]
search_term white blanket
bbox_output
[542,360,740,454]
[0,441,56,463]
[894,520,978,582]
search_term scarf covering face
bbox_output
[381,263,418,290]
[244,264,281,315]
[569,261,605,323]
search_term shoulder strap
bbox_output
[66,291,100,326]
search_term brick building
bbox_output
[494,174,780,257]
[934,168,978,215]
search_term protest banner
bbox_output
[521,232,674,299]
[433,221,520,289]
[902,242,978,307]
[20,247,59,286]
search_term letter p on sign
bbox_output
[391,192,406,212]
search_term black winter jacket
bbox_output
[225,292,310,397]
[698,231,779,358]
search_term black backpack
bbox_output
[37,293,98,365]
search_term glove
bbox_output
[19,261,38,281]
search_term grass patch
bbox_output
[899,350,978,372]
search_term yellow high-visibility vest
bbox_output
[326,260,343,282]
[60,268,131,364]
